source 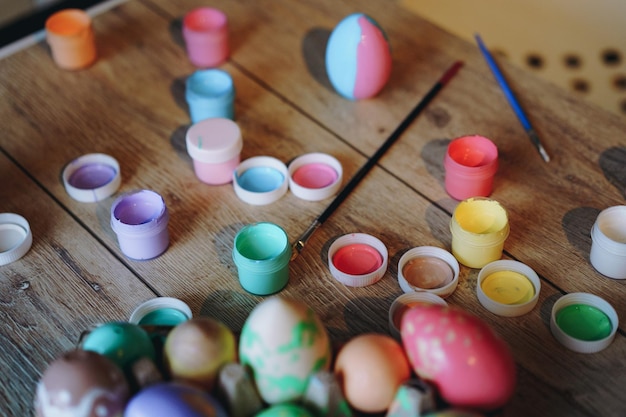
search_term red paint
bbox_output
[292,163,337,189]
[332,243,383,275]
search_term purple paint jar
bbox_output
[110,190,169,260]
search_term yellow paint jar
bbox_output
[450,197,509,268]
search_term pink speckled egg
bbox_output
[400,304,516,411]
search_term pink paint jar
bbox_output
[110,190,169,260]
[182,7,229,68]
[328,233,388,287]
[288,153,342,201]
[186,118,242,185]
[444,135,498,200]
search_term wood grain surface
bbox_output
[1,0,625,416]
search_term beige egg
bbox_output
[334,333,411,413]
[164,316,237,391]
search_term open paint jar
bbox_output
[110,190,170,260]
[590,205,626,279]
[477,260,540,317]
[550,292,617,353]
[328,233,388,287]
[388,292,447,339]
[233,156,288,205]
[129,297,192,326]
[397,246,460,298]
[62,153,121,202]
[444,135,498,201]
[450,197,509,268]
[288,152,342,201]
[0,213,33,266]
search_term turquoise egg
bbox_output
[255,404,314,417]
[326,13,392,100]
[81,321,156,376]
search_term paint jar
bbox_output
[62,153,121,202]
[0,213,33,266]
[444,135,498,201]
[450,197,509,269]
[110,190,170,260]
[232,222,291,295]
[328,233,388,287]
[288,153,343,201]
[233,156,288,205]
[590,205,626,279]
[129,297,193,326]
[388,292,447,339]
[186,69,235,123]
[550,292,618,354]
[182,7,229,68]
[45,9,97,70]
[186,118,242,185]
[397,246,460,298]
[477,260,540,317]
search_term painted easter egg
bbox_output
[254,404,315,417]
[239,296,332,404]
[34,349,130,417]
[163,316,237,391]
[326,13,392,100]
[334,333,411,413]
[124,382,228,417]
[80,322,156,380]
[400,304,516,411]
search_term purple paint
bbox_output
[291,163,337,189]
[68,163,117,190]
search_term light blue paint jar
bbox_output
[186,68,235,123]
[232,222,291,295]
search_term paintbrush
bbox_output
[475,34,550,162]
[291,60,464,260]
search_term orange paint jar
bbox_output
[45,9,97,70]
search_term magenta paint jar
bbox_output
[288,152,343,201]
[186,118,243,185]
[444,135,498,200]
[182,7,229,68]
[110,190,169,260]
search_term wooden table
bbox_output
[1,0,625,415]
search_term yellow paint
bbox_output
[454,198,508,234]
[481,270,535,305]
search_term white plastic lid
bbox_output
[0,213,33,266]
[397,246,460,298]
[477,260,541,317]
[288,152,342,201]
[129,297,193,325]
[62,153,121,202]
[328,233,388,287]
[186,118,243,164]
[233,156,288,205]
[388,292,447,339]
[550,292,618,354]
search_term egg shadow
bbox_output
[302,27,334,93]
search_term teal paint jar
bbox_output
[232,222,291,295]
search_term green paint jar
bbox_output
[232,222,291,295]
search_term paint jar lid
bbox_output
[233,156,288,205]
[397,246,460,298]
[550,292,618,353]
[186,118,243,164]
[388,292,448,339]
[288,152,343,201]
[477,260,541,317]
[62,153,121,202]
[328,233,388,287]
[129,297,193,326]
[0,213,33,266]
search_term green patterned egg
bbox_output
[239,296,332,404]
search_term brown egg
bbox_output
[163,316,237,391]
[334,333,411,413]
[34,349,130,417]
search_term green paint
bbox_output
[137,308,188,326]
[556,304,612,341]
